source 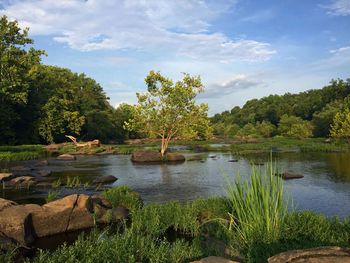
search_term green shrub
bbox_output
[102,186,143,213]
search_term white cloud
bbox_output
[330,46,350,54]
[325,0,350,16]
[1,0,275,61]
[200,75,265,99]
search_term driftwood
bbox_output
[65,135,100,148]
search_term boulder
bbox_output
[191,256,240,263]
[276,172,304,180]
[268,246,350,263]
[93,175,118,184]
[131,151,185,163]
[56,154,76,161]
[166,153,185,162]
[0,198,17,212]
[31,194,79,238]
[0,173,15,182]
[0,204,41,245]
[0,194,123,246]
[228,159,238,162]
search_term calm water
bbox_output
[2,152,350,218]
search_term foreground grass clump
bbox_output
[0,145,45,161]
[226,161,289,261]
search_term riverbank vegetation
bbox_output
[2,165,349,263]
[211,79,350,141]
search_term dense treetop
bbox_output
[211,79,350,139]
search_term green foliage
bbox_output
[29,229,203,263]
[255,121,276,138]
[278,114,313,138]
[225,162,289,252]
[331,108,350,143]
[211,78,350,139]
[237,123,257,137]
[0,16,45,144]
[102,186,143,213]
[230,137,349,155]
[126,71,212,156]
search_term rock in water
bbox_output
[56,154,76,161]
[93,175,118,184]
[276,172,304,180]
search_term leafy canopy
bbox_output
[126,71,212,155]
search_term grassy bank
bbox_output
[230,137,349,155]
[0,145,46,161]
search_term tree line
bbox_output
[211,79,350,140]
[0,16,139,145]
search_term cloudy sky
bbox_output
[1,0,350,114]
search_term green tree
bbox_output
[114,103,138,141]
[330,108,350,143]
[237,123,257,137]
[126,71,211,156]
[256,121,276,138]
[0,16,44,144]
[278,114,313,138]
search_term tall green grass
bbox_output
[225,161,289,251]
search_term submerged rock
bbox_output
[276,172,304,180]
[268,246,350,263]
[56,154,76,161]
[93,175,118,184]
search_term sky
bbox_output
[1,0,350,115]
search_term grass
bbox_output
[230,137,349,155]
[225,159,291,262]
[0,145,46,161]
[102,185,143,213]
[46,190,59,203]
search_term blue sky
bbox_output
[1,0,350,114]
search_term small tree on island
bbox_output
[125,70,212,157]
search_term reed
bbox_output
[225,160,289,250]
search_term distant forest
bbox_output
[211,78,350,139]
